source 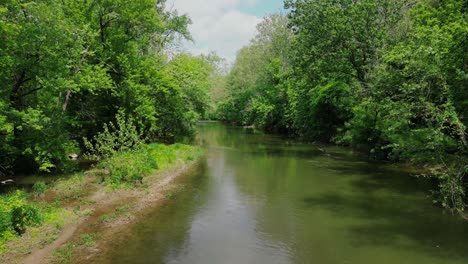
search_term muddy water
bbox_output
[99,122,468,264]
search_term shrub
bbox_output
[98,143,202,187]
[11,203,42,234]
[0,191,43,235]
[83,112,144,160]
[433,164,468,213]
[99,148,155,186]
[0,204,12,234]
[33,181,47,196]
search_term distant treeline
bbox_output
[0,0,223,174]
[215,0,468,212]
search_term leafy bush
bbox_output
[99,143,201,186]
[432,164,468,213]
[83,112,144,160]
[99,146,157,186]
[0,204,12,234]
[100,151,152,186]
[341,98,464,162]
[0,191,43,235]
[11,203,42,234]
[33,181,47,196]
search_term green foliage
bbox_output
[217,14,293,133]
[0,204,12,235]
[78,234,96,247]
[100,150,152,186]
[431,164,468,213]
[32,181,47,196]
[220,1,468,210]
[99,143,201,187]
[10,202,42,234]
[0,0,209,174]
[295,80,355,141]
[165,54,213,119]
[83,112,143,160]
[0,191,42,235]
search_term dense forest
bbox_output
[216,0,468,212]
[0,0,223,174]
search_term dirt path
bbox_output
[16,159,202,264]
[22,222,81,264]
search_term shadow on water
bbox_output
[98,122,468,264]
[321,161,433,195]
[302,167,468,261]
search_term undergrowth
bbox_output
[0,143,203,255]
[99,143,203,187]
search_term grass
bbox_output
[53,243,75,264]
[99,143,204,187]
[53,233,96,264]
[165,192,174,199]
[0,143,204,260]
[78,233,96,247]
[54,173,88,201]
[100,205,131,223]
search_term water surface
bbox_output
[100,122,468,264]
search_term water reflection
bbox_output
[101,122,468,264]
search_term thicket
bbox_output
[0,0,220,175]
[217,0,468,212]
[99,143,202,187]
[0,191,42,244]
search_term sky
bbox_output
[167,0,285,62]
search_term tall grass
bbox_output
[99,143,203,187]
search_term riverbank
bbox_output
[0,143,205,264]
[90,122,468,264]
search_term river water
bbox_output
[100,122,468,264]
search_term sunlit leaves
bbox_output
[0,0,196,173]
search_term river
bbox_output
[98,122,468,264]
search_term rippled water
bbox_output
[99,122,468,264]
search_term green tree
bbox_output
[218,14,293,132]
[0,0,200,173]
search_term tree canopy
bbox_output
[0,0,217,174]
[216,0,468,212]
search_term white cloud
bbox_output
[168,0,262,62]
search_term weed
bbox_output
[54,243,75,263]
[116,205,130,214]
[33,181,47,196]
[165,192,174,199]
[54,173,86,201]
[78,234,96,247]
[99,143,203,187]
[100,214,114,223]
[0,191,43,235]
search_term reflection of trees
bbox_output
[102,123,468,264]
[223,122,468,263]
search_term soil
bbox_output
[6,158,202,264]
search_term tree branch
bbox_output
[19,87,43,98]
[62,89,72,112]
